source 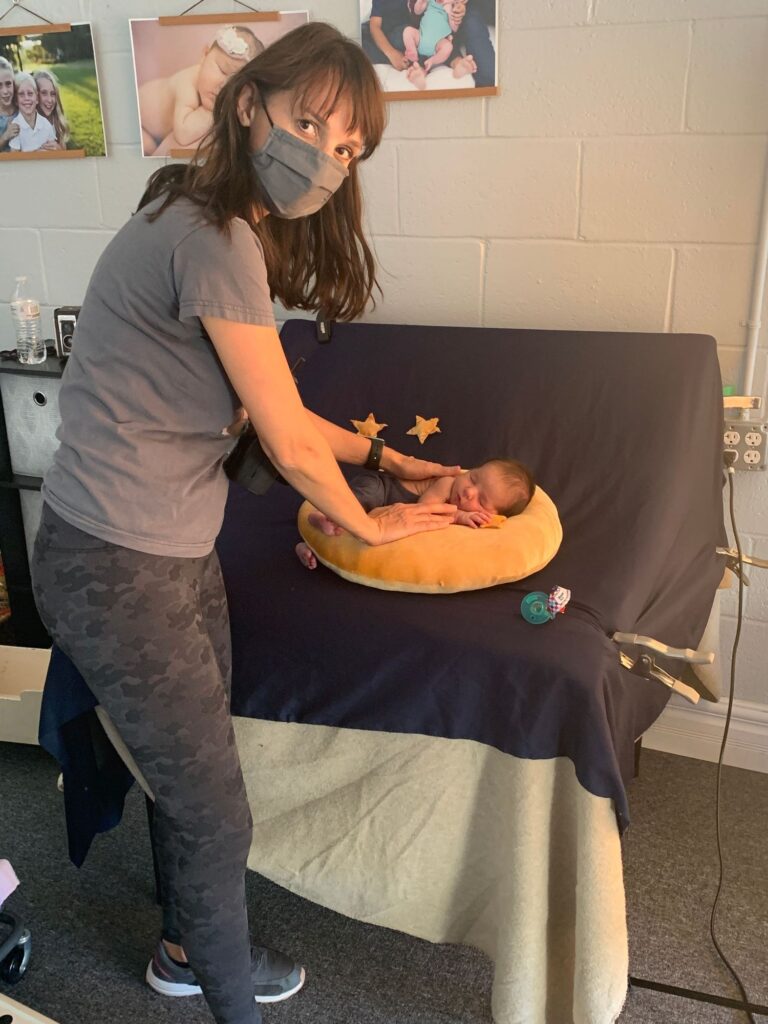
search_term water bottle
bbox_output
[10,276,46,365]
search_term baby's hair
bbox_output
[214,25,265,61]
[480,458,536,517]
[0,56,14,73]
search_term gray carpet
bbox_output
[0,743,765,1024]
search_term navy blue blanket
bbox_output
[39,322,726,866]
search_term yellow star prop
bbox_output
[407,415,441,445]
[351,413,388,437]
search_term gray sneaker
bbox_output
[146,938,306,1003]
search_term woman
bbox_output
[7,72,56,152]
[31,22,457,1024]
[33,69,70,149]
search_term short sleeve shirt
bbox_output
[8,111,56,151]
[42,197,275,556]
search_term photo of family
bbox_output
[130,12,310,158]
[360,0,498,98]
[0,24,106,159]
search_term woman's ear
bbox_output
[236,84,255,127]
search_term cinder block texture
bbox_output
[687,19,768,133]
[490,23,690,137]
[398,140,579,239]
[96,146,156,229]
[581,137,768,242]
[502,0,592,29]
[720,616,768,704]
[359,144,399,237]
[673,247,768,348]
[41,231,115,306]
[363,238,484,326]
[594,0,768,23]
[0,231,47,307]
[484,242,671,331]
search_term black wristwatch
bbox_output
[365,436,385,471]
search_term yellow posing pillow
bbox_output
[297,486,562,594]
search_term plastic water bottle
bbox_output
[10,276,46,365]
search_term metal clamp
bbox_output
[619,652,701,705]
[612,632,714,666]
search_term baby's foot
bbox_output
[407,63,428,90]
[307,511,344,536]
[295,541,317,569]
[452,54,477,79]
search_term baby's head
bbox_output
[449,458,535,517]
[14,72,37,117]
[198,25,265,111]
[0,57,16,112]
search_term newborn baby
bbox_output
[297,458,535,569]
[139,24,263,155]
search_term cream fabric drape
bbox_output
[97,709,628,1024]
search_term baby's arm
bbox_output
[411,0,429,14]
[172,67,214,147]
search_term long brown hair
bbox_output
[137,22,386,321]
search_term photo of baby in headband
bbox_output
[130,13,309,157]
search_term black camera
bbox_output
[223,425,287,495]
[53,306,80,358]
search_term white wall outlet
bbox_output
[724,421,767,471]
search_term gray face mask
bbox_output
[250,102,350,219]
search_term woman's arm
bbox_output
[304,409,460,481]
[203,317,456,544]
[369,15,409,70]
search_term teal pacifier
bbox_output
[521,587,572,625]
[521,592,552,625]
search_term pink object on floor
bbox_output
[0,859,19,904]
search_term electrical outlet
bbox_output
[724,421,767,471]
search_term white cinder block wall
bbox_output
[0,2,766,725]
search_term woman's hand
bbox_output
[382,448,462,482]
[366,501,457,546]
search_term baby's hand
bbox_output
[454,509,492,528]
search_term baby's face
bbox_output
[448,466,512,514]
[0,70,14,109]
[197,45,246,111]
[36,78,56,116]
[16,81,37,116]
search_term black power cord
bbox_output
[629,456,765,1021]
[711,463,756,1024]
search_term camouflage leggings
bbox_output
[31,503,260,1024]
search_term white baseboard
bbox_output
[643,695,768,774]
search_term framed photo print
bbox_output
[360,0,499,100]
[130,11,310,158]
[0,23,106,160]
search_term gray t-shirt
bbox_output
[42,196,275,556]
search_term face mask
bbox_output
[250,100,349,219]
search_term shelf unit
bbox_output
[0,356,66,648]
